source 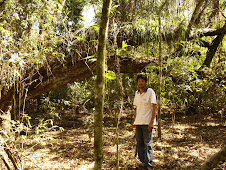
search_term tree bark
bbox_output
[157,0,167,140]
[94,0,112,169]
[0,57,151,108]
[201,146,226,170]
[113,22,125,170]
[199,27,226,37]
[206,0,219,27]
[185,0,209,39]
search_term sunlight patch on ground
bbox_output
[104,145,116,153]
[76,161,94,170]
[172,123,194,130]
[206,122,220,126]
[119,130,134,138]
[15,113,225,169]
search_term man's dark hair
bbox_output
[136,74,147,82]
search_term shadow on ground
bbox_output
[14,111,225,169]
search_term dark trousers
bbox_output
[135,125,153,167]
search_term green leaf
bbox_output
[112,5,120,10]
[116,49,120,55]
[83,55,97,62]
[80,16,86,21]
[91,24,99,30]
[122,41,130,48]
[75,36,86,41]
[83,55,95,60]
[105,71,116,80]
[89,40,98,42]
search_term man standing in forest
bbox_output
[132,74,157,170]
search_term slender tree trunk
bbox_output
[112,23,125,169]
[115,53,125,170]
[94,0,112,169]
[157,0,167,139]
[157,13,162,139]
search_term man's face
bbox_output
[137,78,146,89]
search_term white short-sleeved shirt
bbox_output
[133,87,157,125]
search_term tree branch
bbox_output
[201,24,226,36]
[201,22,226,67]
[201,33,225,68]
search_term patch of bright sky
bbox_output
[81,5,96,26]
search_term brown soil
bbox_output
[1,110,225,170]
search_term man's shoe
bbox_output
[141,163,146,167]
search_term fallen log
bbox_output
[201,146,226,170]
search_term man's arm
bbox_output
[148,103,157,131]
[132,109,136,130]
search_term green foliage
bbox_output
[9,113,62,142]
[105,73,137,112]
[82,115,94,130]
[11,119,31,137]
[35,118,63,135]
[63,0,85,24]
[122,41,130,48]
[105,71,116,80]
[69,80,95,110]
[0,0,225,123]
[37,78,95,118]
[0,0,87,92]
[158,56,225,115]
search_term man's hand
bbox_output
[132,124,136,130]
[148,122,154,131]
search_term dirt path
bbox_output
[1,111,225,169]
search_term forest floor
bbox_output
[1,110,225,170]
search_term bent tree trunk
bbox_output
[94,0,112,169]
[0,56,151,132]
